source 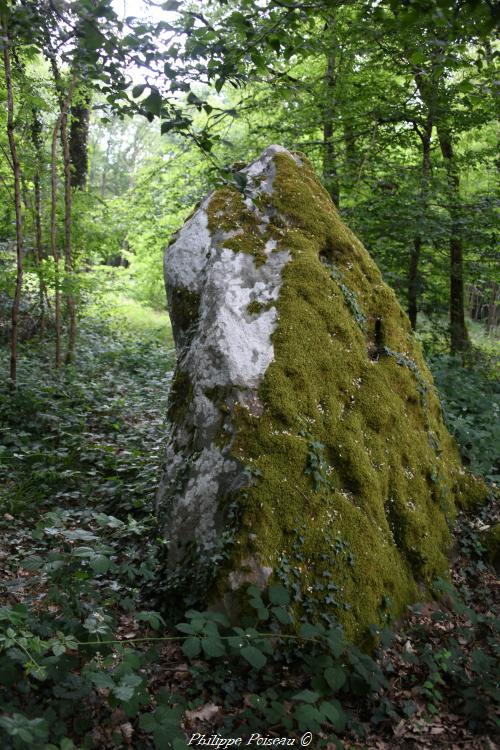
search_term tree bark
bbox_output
[343,118,357,193]
[69,96,90,189]
[408,117,432,330]
[487,281,498,334]
[437,124,469,352]
[31,108,48,333]
[414,67,469,351]
[61,105,77,362]
[2,16,24,386]
[322,48,340,207]
[50,72,77,368]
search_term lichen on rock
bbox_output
[157,145,485,640]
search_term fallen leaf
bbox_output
[185,703,220,725]
[120,722,134,742]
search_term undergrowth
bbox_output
[0,316,498,749]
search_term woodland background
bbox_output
[0,1,498,749]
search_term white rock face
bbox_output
[158,146,292,567]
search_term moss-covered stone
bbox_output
[481,523,500,570]
[158,145,487,641]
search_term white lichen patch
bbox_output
[186,246,290,390]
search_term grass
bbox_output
[83,265,173,345]
[90,292,173,343]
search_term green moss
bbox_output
[481,523,500,569]
[247,300,275,316]
[168,369,193,429]
[169,287,200,345]
[207,186,270,266]
[456,470,490,509]
[223,152,468,641]
[247,300,264,316]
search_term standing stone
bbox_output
[157,145,485,639]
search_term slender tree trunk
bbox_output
[343,119,357,194]
[50,73,77,368]
[322,49,340,207]
[31,108,48,333]
[61,106,77,362]
[70,96,90,189]
[437,125,469,352]
[414,64,469,351]
[408,118,432,330]
[487,282,498,334]
[2,17,24,386]
[50,112,62,368]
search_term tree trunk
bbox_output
[50,72,77,368]
[487,281,498,334]
[31,108,48,333]
[322,49,340,207]
[414,64,469,352]
[408,118,432,330]
[50,111,62,368]
[343,119,357,194]
[437,125,469,352]
[2,16,24,387]
[61,106,77,363]
[69,96,90,189]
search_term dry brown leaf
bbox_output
[120,722,134,742]
[393,719,407,738]
[174,668,191,682]
[185,702,220,725]
[430,725,445,734]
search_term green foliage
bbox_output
[304,440,330,492]
[0,312,497,748]
[430,353,500,482]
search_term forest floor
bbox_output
[0,299,498,750]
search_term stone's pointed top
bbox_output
[242,145,303,183]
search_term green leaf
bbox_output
[113,672,142,702]
[293,703,323,731]
[300,622,322,639]
[137,611,165,630]
[324,666,346,692]
[326,630,344,658]
[113,684,135,701]
[90,671,114,690]
[409,50,426,65]
[90,555,111,574]
[241,645,266,669]
[22,556,43,571]
[202,637,225,658]
[320,700,345,727]
[271,606,292,625]
[132,84,147,99]
[176,622,194,634]
[268,584,290,606]
[182,636,200,659]
[142,90,162,117]
[292,689,320,704]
